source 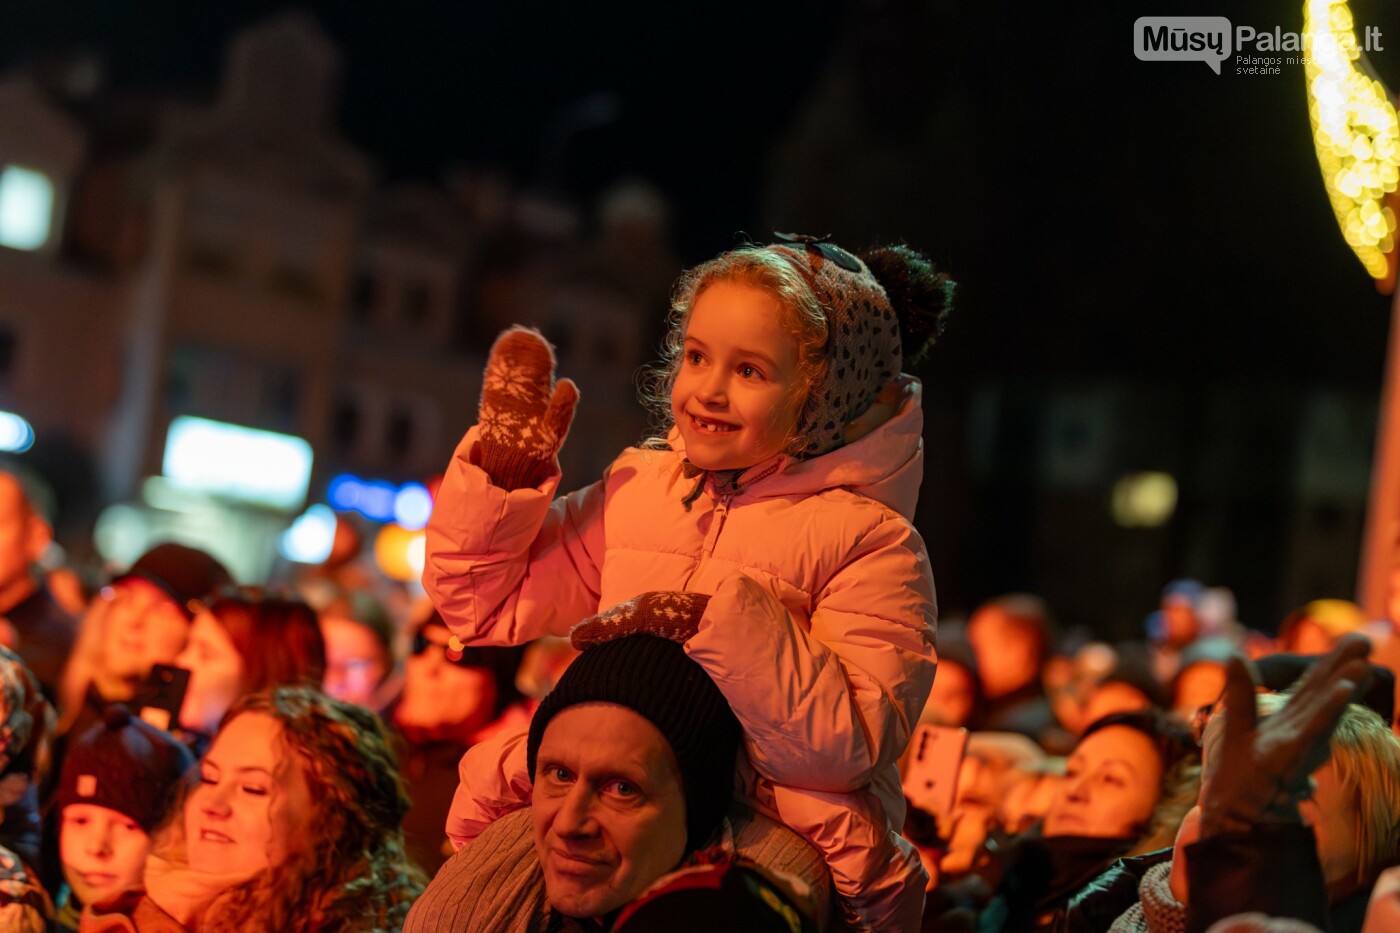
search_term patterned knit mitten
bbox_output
[570,592,711,649]
[476,327,579,491]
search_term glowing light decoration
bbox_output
[0,166,54,251]
[328,473,435,525]
[374,523,425,582]
[1304,0,1399,285]
[162,416,313,511]
[279,504,337,564]
[0,411,34,453]
[393,482,434,530]
[1111,472,1179,528]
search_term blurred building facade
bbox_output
[0,12,666,579]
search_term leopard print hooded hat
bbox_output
[766,237,903,460]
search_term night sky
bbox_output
[3,0,1397,628]
[4,1,1389,372]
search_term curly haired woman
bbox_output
[81,686,425,932]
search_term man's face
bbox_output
[532,702,688,919]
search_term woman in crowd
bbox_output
[319,588,400,716]
[82,686,424,931]
[173,588,325,753]
[393,608,527,874]
[57,544,232,741]
[930,709,1198,931]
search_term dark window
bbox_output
[351,272,375,322]
[387,406,413,458]
[268,265,321,304]
[0,326,18,379]
[332,398,360,449]
[185,244,234,277]
[402,282,430,325]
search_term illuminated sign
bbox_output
[162,416,313,511]
[0,166,53,251]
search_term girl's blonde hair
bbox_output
[639,245,829,457]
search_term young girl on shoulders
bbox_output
[426,234,953,930]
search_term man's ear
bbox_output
[22,513,50,564]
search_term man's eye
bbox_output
[608,780,640,799]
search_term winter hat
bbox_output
[1256,653,1395,725]
[115,543,233,621]
[1278,599,1369,646]
[765,235,902,459]
[528,592,741,852]
[0,646,47,781]
[55,705,195,832]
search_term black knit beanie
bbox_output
[55,705,196,832]
[527,633,741,853]
[115,542,233,621]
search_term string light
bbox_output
[1304,0,1399,285]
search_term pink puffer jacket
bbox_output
[425,378,938,931]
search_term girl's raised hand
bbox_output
[476,327,579,491]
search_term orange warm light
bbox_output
[374,523,425,582]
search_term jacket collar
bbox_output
[666,376,924,519]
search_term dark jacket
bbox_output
[976,833,1136,932]
[1060,847,1174,932]
[1185,823,1370,933]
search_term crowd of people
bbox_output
[0,235,1394,931]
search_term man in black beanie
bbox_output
[405,592,746,932]
[528,625,742,920]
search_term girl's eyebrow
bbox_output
[683,333,779,369]
[735,347,780,369]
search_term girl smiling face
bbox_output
[184,712,311,877]
[671,280,806,472]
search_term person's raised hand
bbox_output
[1199,632,1372,837]
[475,327,578,491]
